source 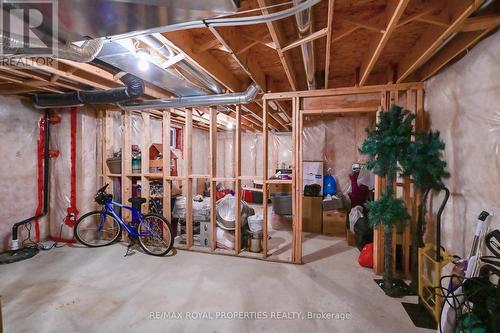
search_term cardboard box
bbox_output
[302,196,322,233]
[322,210,347,237]
[303,161,323,196]
[347,229,356,246]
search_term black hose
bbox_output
[12,111,50,242]
[32,73,144,108]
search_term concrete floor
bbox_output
[1,239,433,333]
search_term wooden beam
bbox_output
[184,108,193,248]
[282,27,329,52]
[359,0,410,86]
[0,83,41,94]
[335,13,386,33]
[263,82,424,99]
[236,40,260,55]
[324,0,335,89]
[416,28,495,81]
[396,2,444,28]
[163,30,243,92]
[194,38,220,53]
[57,59,169,99]
[460,14,500,31]
[257,0,298,91]
[396,0,484,83]
[234,105,241,254]
[332,26,360,43]
[416,14,451,27]
[209,26,267,92]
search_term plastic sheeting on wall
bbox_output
[49,108,98,240]
[302,116,370,194]
[424,31,500,258]
[217,131,234,178]
[269,132,292,178]
[0,96,45,250]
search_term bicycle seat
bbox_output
[128,197,147,205]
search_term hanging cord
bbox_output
[436,273,497,333]
[20,219,67,251]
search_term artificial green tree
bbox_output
[360,104,414,296]
[402,130,449,290]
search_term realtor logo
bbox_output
[0,0,58,56]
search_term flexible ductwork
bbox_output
[121,83,259,110]
[33,73,145,108]
[293,0,316,90]
[1,35,104,62]
[111,0,321,40]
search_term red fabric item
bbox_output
[358,243,374,268]
[348,172,369,207]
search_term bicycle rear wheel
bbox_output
[74,211,122,247]
[138,213,173,256]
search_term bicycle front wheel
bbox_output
[138,213,174,256]
[74,211,122,247]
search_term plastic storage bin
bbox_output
[270,192,292,216]
[106,157,121,174]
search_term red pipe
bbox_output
[33,116,47,242]
[64,108,79,228]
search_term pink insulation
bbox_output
[424,31,500,257]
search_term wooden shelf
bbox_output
[265,179,292,184]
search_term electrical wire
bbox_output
[20,218,67,251]
[437,272,499,332]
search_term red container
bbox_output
[242,189,254,203]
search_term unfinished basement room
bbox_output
[0,0,499,332]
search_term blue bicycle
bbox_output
[74,184,174,256]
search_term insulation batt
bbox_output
[302,116,370,194]
[49,108,97,240]
[0,96,46,250]
[424,31,500,257]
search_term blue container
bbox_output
[323,169,337,195]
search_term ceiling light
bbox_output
[138,59,150,72]
[136,49,151,72]
[227,122,235,130]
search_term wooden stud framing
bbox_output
[396,0,484,83]
[416,28,497,81]
[99,81,424,267]
[122,111,132,223]
[184,108,193,248]
[324,0,335,89]
[359,0,410,86]
[140,113,151,213]
[210,107,217,252]
[257,0,298,91]
[235,105,242,254]
[262,100,269,257]
[282,27,329,53]
[163,110,172,224]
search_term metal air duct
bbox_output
[293,0,316,90]
[121,83,259,110]
[139,35,223,94]
[0,35,104,62]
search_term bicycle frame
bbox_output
[99,200,150,238]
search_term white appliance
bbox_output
[303,161,323,195]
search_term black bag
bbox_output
[304,184,321,197]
